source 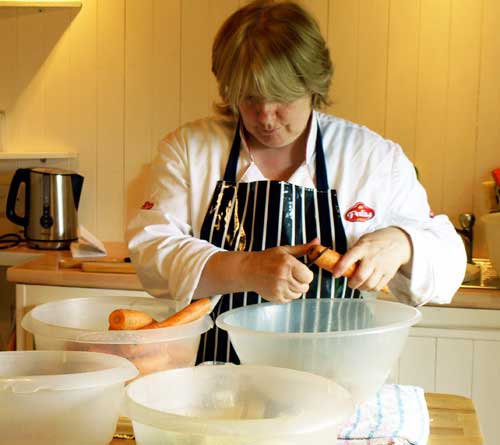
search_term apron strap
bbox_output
[314,124,330,191]
[224,119,331,190]
[223,120,242,183]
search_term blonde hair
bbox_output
[212,0,333,117]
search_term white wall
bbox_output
[0,0,498,258]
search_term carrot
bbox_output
[307,245,357,277]
[129,351,174,376]
[307,244,389,292]
[139,298,212,329]
[108,308,155,330]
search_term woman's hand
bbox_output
[240,239,318,304]
[332,227,412,292]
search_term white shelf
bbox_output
[0,1,81,7]
[0,152,78,160]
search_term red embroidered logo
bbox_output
[141,201,155,210]
[345,202,375,222]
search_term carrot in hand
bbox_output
[108,308,155,330]
[307,245,357,277]
[140,298,212,329]
[307,244,389,292]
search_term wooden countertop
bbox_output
[379,286,500,310]
[110,392,483,445]
[6,242,143,290]
[5,243,500,308]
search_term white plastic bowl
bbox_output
[22,296,213,377]
[482,212,500,274]
[0,350,138,445]
[125,364,353,445]
[216,298,421,403]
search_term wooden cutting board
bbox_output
[58,258,136,274]
[109,393,483,444]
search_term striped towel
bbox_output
[337,384,429,445]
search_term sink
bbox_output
[461,258,500,290]
[0,252,42,267]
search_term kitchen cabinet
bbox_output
[392,304,500,445]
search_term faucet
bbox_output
[455,213,475,264]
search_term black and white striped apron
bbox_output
[197,122,360,364]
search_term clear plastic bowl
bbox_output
[216,298,421,403]
[0,350,138,445]
[21,296,213,377]
[482,212,500,274]
[125,364,353,445]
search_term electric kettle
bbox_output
[6,167,84,250]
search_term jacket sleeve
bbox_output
[126,128,223,302]
[385,144,467,306]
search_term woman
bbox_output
[127,0,466,363]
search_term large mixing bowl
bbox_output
[22,296,213,377]
[482,212,500,274]
[216,298,421,403]
[125,364,353,445]
[0,350,138,445]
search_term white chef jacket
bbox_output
[126,111,466,306]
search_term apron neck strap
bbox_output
[223,118,330,190]
[223,119,243,182]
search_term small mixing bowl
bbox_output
[22,296,213,377]
[0,350,138,445]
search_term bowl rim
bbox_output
[0,350,138,393]
[21,296,214,344]
[215,299,422,338]
[124,364,353,436]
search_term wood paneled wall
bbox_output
[0,0,498,258]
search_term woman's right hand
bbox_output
[240,240,317,304]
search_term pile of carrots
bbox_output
[75,298,214,377]
[108,297,212,330]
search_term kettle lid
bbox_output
[31,167,77,176]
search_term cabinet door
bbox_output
[435,338,473,397]
[472,340,500,445]
[397,336,436,392]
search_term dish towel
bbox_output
[337,384,429,445]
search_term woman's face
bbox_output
[238,95,312,149]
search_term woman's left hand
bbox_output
[331,227,412,292]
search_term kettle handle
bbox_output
[71,174,84,209]
[6,168,29,227]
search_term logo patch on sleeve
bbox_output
[141,201,155,210]
[345,202,375,222]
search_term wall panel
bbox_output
[9,9,47,151]
[181,0,211,123]
[0,0,498,258]
[96,0,125,240]
[0,8,17,132]
[124,0,153,223]
[67,0,97,233]
[356,0,389,136]
[475,0,500,257]
[385,0,419,162]
[151,0,181,153]
[327,0,359,120]
[442,0,481,227]
[414,0,451,212]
